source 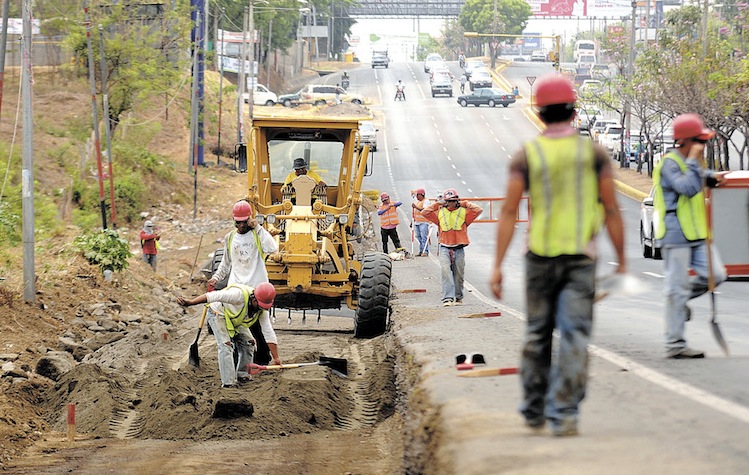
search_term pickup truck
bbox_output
[371,50,389,69]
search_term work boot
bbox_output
[442,299,454,307]
[666,347,705,359]
[685,305,691,322]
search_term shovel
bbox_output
[705,199,729,356]
[247,356,348,378]
[188,305,209,367]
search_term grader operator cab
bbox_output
[234,116,391,338]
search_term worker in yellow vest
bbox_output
[490,74,626,437]
[421,188,483,306]
[377,192,404,253]
[653,113,727,359]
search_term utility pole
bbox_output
[0,0,10,121]
[98,26,117,228]
[624,0,637,169]
[249,0,255,123]
[238,7,247,144]
[266,18,273,87]
[21,0,35,303]
[217,10,224,165]
[702,0,709,56]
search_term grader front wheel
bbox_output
[354,252,392,338]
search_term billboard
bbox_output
[527,0,633,18]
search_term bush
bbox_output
[73,228,133,272]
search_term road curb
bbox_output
[615,179,647,201]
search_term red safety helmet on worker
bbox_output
[534,74,576,109]
[672,113,716,142]
[253,282,276,309]
[443,188,459,201]
[233,200,253,221]
[380,192,390,202]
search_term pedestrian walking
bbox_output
[178,282,281,388]
[411,188,431,256]
[335,83,343,104]
[653,113,728,359]
[422,188,482,306]
[139,220,160,271]
[377,192,404,253]
[460,75,466,94]
[208,200,280,364]
[489,74,626,436]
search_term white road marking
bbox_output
[644,271,664,278]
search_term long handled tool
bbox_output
[705,189,729,356]
[247,356,348,378]
[188,305,209,367]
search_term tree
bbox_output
[65,1,193,135]
[459,0,532,66]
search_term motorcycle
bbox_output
[395,85,405,101]
[341,77,350,90]
[459,56,466,69]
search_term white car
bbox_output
[640,187,662,259]
[530,50,546,62]
[600,124,623,152]
[242,84,277,106]
[424,53,443,73]
[591,118,619,144]
[468,67,493,90]
[358,121,378,151]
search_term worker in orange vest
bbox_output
[411,188,431,256]
[377,192,403,253]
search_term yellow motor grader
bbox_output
[240,116,391,338]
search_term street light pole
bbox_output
[249,0,255,122]
[624,0,636,168]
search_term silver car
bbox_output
[359,121,378,152]
[640,187,662,259]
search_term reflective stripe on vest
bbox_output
[380,205,399,227]
[652,152,707,241]
[438,206,466,232]
[525,135,600,257]
[223,283,261,338]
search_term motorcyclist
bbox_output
[394,80,406,101]
[458,51,466,69]
[460,74,467,94]
[341,71,350,90]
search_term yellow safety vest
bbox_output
[525,135,601,257]
[223,283,262,338]
[438,207,466,231]
[652,151,708,241]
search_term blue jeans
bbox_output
[521,253,595,428]
[662,242,726,351]
[414,222,430,254]
[142,253,157,271]
[439,245,465,302]
[206,308,255,386]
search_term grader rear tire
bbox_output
[354,252,392,338]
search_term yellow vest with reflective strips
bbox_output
[652,151,708,241]
[438,206,466,232]
[525,135,601,257]
[223,283,262,338]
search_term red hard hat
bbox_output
[233,200,252,220]
[443,188,459,200]
[380,192,390,201]
[672,113,715,140]
[254,282,276,310]
[534,74,576,107]
[415,188,426,196]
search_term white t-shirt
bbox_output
[212,227,279,288]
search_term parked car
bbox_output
[591,118,619,143]
[277,89,303,107]
[279,84,365,107]
[424,53,443,73]
[530,50,546,62]
[431,74,453,97]
[358,121,378,151]
[468,67,493,90]
[457,88,516,108]
[600,124,624,152]
[640,187,662,259]
[463,59,485,77]
[242,84,278,106]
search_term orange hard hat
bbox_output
[672,113,715,140]
[534,74,576,107]
[443,188,459,200]
[253,282,276,310]
[233,200,252,221]
[415,188,426,196]
[380,192,390,201]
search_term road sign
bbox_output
[527,76,536,86]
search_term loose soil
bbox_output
[0,68,405,474]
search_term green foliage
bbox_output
[459,0,532,36]
[0,201,21,247]
[73,228,133,272]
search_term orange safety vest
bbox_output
[414,199,430,223]
[379,204,400,229]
